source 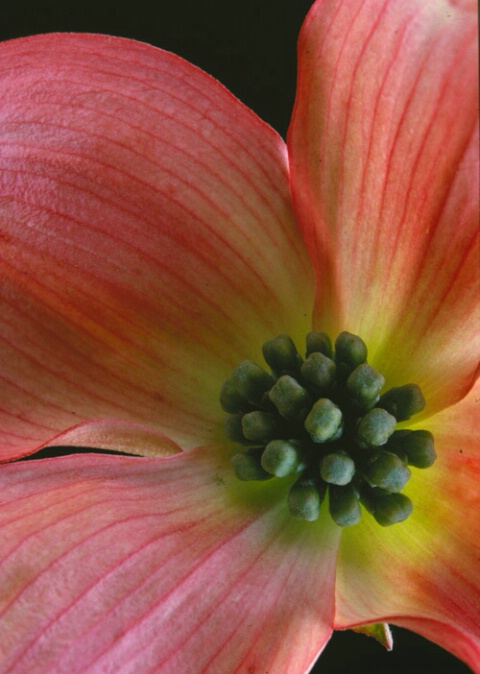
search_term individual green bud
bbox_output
[335,332,368,376]
[377,384,426,421]
[300,352,336,391]
[304,398,343,443]
[268,375,311,422]
[261,439,306,477]
[224,414,248,444]
[346,363,385,409]
[356,408,397,448]
[383,432,409,463]
[364,451,412,492]
[262,334,302,374]
[306,332,333,358]
[229,360,274,405]
[241,411,281,444]
[329,484,362,527]
[288,476,326,521]
[220,378,251,413]
[357,482,379,514]
[394,430,437,468]
[373,492,413,526]
[231,449,273,481]
[320,453,356,486]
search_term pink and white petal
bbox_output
[0,34,314,460]
[289,0,479,412]
[32,419,183,459]
[334,380,480,671]
[0,446,339,674]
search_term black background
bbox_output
[1,1,473,672]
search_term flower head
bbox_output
[0,1,478,673]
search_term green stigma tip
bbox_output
[268,375,310,422]
[373,492,413,526]
[262,334,302,374]
[231,449,273,482]
[320,453,356,486]
[288,477,326,521]
[230,360,274,406]
[304,398,343,443]
[241,411,280,443]
[335,332,368,376]
[390,430,437,468]
[306,332,333,358]
[346,363,385,409]
[356,408,397,448]
[301,352,336,391]
[261,439,306,477]
[329,484,362,527]
[364,451,412,492]
[378,384,426,421]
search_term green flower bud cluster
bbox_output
[221,332,436,528]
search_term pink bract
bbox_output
[0,0,478,672]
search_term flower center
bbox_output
[220,332,436,527]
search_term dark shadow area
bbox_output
[19,446,139,460]
[316,626,473,673]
